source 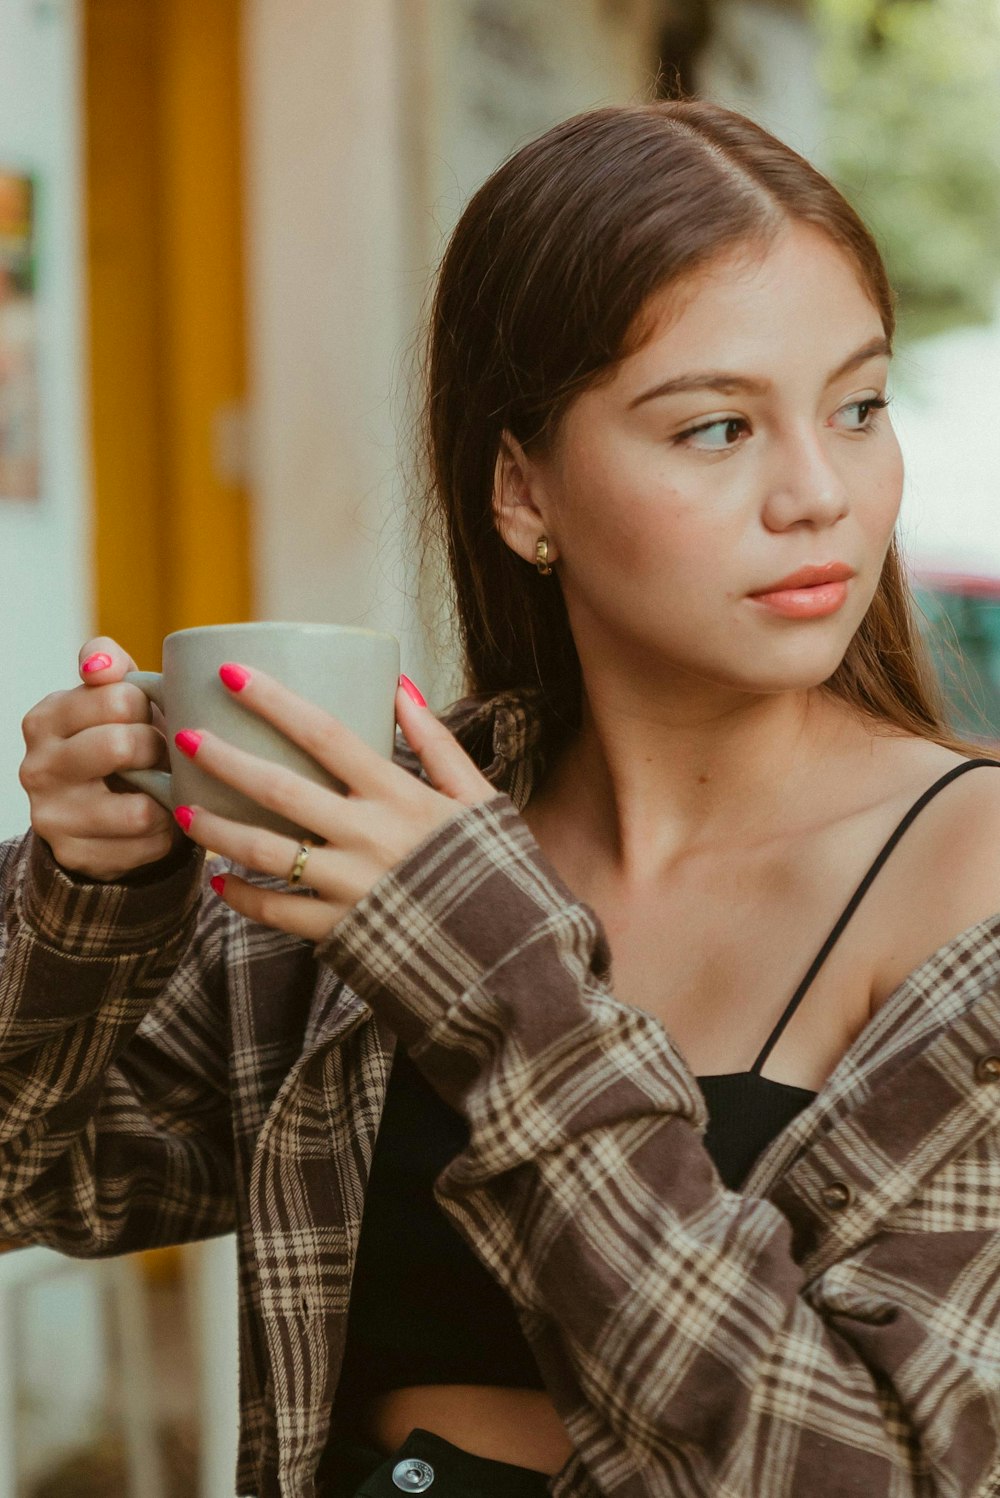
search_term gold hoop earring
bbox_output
[535,536,552,575]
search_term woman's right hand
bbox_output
[18,637,183,881]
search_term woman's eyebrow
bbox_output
[627,335,893,408]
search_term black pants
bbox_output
[319,1426,553,1498]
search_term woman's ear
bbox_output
[492,430,557,565]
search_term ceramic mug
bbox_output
[118,622,400,840]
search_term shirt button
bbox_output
[975,1054,1000,1083]
[820,1180,854,1211]
[392,1458,435,1492]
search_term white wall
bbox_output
[892,306,1000,578]
[416,0,662,256]
[696,0,826,165]
[0,0,91,840]
[242,1,420,673]
[0,12,107,1474]
[242,0,662,709]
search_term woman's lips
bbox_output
[749,579,850,618]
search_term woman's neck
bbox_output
[526,682,864,888]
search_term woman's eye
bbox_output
[835,396,890,431]
[675,416,748,451]
[673,397,890,450]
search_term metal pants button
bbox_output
[392,1458,435,1492]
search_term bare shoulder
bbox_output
[866,736,1000,1013]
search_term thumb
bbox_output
[395,676,496,805]
[79,635,139,684]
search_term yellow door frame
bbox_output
[85,0,251,670]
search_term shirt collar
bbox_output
[394,683,550,811]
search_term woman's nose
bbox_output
[761,425,850,530]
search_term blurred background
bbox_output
[0,0,998,1493]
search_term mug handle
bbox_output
[117,671,174,811]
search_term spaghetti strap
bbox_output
[750,756,1000,1077]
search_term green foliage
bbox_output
[814,0,1000,342]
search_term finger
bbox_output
[79,636,139,683]
[21,680,156,751]
[208,870,341,944]
[215,663,393,797]
[51,721,168,784]
[394,678,496,805]
[172,727,347,842]
[57,681,160,739]
[175,803,331,891]
[52,784,175,840]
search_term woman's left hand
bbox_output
[172,666,498,943]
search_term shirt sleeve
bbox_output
[0,829,235,1254]
[316,794,1000,1498]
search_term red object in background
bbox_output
[912,567,1000,600]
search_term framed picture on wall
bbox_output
[0,170,40,502]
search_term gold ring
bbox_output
[287,841,312,885]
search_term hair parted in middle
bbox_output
[416,98,991,764]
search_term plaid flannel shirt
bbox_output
[1,685,999,1497]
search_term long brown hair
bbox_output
[418,99,996,763]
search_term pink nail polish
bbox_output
[219,662,251,692]
[210,875,226,896]
[399,674,427,707]
[174,805,194,832]
[82,653,112,674]
[175,730,202,758]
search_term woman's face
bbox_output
[515,222,904,697]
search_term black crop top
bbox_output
[332,758,1000,1410]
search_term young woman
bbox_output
[4,101,1000,1498]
